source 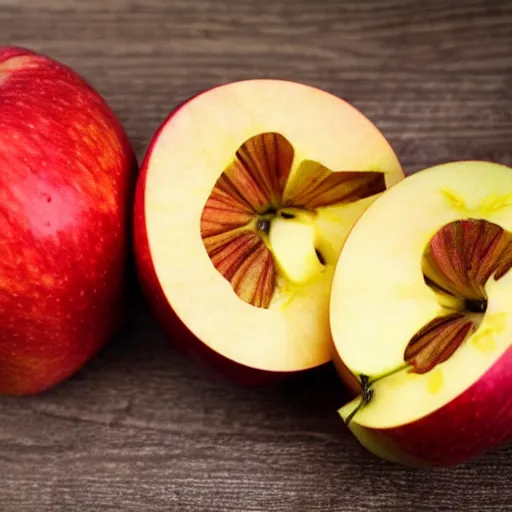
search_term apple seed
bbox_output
[464,298,487,314]
[283,161,386,209]
[315,248,326,266]
[257,219,271,233]
[404,218,512,375]
[404,313,476,374]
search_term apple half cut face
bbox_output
[331,161,512,467]
[135,79,403,378]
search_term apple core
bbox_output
[404,218,512,375]
[200,132,387,309]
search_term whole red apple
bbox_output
[0,47,136,395]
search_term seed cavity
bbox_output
[200,132,387,308]
[405,218,512,374]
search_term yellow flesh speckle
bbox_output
[427,369,444,395]
[471,330,497,353]
[441,189,467,212]
[480,193,512,213]
[471,313,506,353]
[441,188,512,216]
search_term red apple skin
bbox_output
[331,345,364,397]
[344,345,512,467]
[133,111,294,386]
[0,47,136,395]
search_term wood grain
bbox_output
[1,0,512,510]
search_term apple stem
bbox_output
[344,400,365,426]
[368,363,410,386]
[344,365,410,426]
[344,374,374,426]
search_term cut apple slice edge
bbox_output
[330,160,512,429]
[140,79,403,372]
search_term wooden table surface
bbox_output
[2,1,512,510]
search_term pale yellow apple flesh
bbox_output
[141,79,403,372]
[269,213,325,284]
[330,161,512,429]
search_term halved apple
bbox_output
[331,160,512,467]
[134,79,404,383]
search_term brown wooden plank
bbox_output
[1,0,512,510]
